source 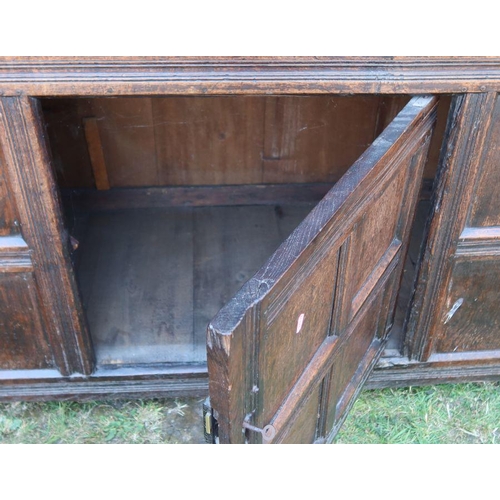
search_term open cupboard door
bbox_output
[207,96,438,443]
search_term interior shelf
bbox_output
[73,204,314,366]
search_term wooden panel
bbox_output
[326,293,383,431]
[42,95,411,189]
[258,244,340,425]
[208,97,437,443]
[469,94,500,226]
[61,183,331,211]
[262,95,384,183]
[0,273,54,370]
[407,93,499,361]
[278,386,321,444]
[0,96,94,376]
[433,257,500,353]
[341,167,407,320]
[0,145,19,236]
[90,98,157,187]
[418,93,500,360]
[153,96,265,185]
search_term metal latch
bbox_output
[243,420,276,443]
[203,398,218,444]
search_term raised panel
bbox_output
[0,145,19,236]
[0,273,54,370]
[469,93,500,227]
[434,257,500,354]
[258,245,339,424]
[278,386,321,444]
[341,166,406,324]
[407,93,499,361]
[326,292,384,432]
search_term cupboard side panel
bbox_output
[408,93,500,363]
[0,96,94,376]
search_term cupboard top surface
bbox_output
[1,57,500,95]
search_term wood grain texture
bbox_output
[43,95,411,188]
[83,118,110,190]
[0,272,54,370]
[61,183,332,211]
[76,208,196,365]
[208,96,437,443]
[1,57,500,95]
[90,98,158,186]
[433,257,500,353]
[407,93,499,361]
[261,95,385,183]
[0,144,19,236]
[153,96,265,185]
[75,205,310,367]
[457,227,500,256]
[0,96,94,376]
[469,94,500,226]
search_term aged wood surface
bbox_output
[43,95,413,188]
[83,117,110,190]
[61,183,333,211]
[1,57,500,405]
[407,93,500,361]
[468,95,500,226]
[75,205,310,366]
[0,273,54,370]
[1,57,500,95]
[208,96,437,443]
[0,144,19,236]
[0,96,94,376]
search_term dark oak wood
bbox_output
[406,93,500,362]
[208,97,437,443]
[1,58,500,435]
[0,272,54,370]
[0,144,19,236]
[0,96,94,376]
[1,57,500,95]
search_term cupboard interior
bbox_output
[41,95,449,369]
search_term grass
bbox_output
[0,383,498,443]
[336,382,500,444]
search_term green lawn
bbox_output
[0,382,498,444]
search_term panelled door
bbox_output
[207,96,438,443]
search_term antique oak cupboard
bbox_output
[0,57,499,443]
